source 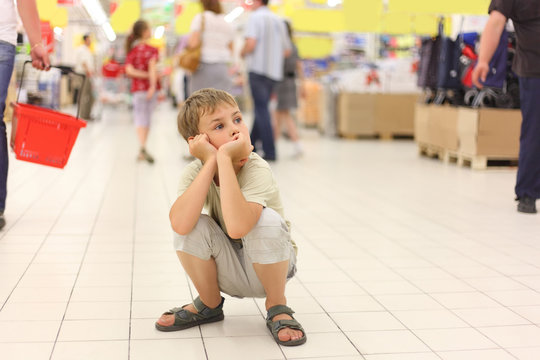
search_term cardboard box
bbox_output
[375,93,418,136]
[426,105,459,151]
[415,104,460,150]
[298,79,323,126]
[338,93,377,136]
[414,102,430,144]
[458,108,521,157]
[60,76,72,107]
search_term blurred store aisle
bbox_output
[0,102,539,360]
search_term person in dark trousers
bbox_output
[0,0,49,230]
[240,0,291,161]
[472,0,540,214]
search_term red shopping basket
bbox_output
[13,62,86,169]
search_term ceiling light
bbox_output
[102,22,117,42]
[327,0,342,7]
[225,6,244,23]
[154,26,165,39]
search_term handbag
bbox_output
[178,14,205,73]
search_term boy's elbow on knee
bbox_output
[227,226,250,240]
[170,220,192,236]
[173,227,190,236]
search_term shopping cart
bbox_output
[12,61,87,169]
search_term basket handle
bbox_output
[17,60,87,120]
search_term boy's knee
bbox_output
[173,214,214,260]
[243,208,291,264]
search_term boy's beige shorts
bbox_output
[173,208,297,298]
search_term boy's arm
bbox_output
[217,134,262,239]
[169,157,216,235]
[170,135,218,235]
[217,154,262,239]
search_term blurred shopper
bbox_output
[241,0,291,161]
[125,20,159,164]
[0,0,49,230]
[187,0,234,95]
[273,20,304,159]
[472,1,540,214]
[173,35,189,106]
[74,34,95,120]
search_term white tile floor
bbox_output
[1,102,539,360]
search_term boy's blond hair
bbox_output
[177,88,238,141]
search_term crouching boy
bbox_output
[155,88,306,346]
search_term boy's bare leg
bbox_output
[253,260,304,342]
[156,251,222,326]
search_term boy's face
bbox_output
[198,103,250,150]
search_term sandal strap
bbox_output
[164,297,225,327]
[193,296,225,314]
[163,296,225,318]
[166,306,184,314]
[193,296,206,313]
[269,319,304,334]
[266,304,294,320]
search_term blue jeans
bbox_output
[0,41,15,213]
[516,77,540,200]
[249,72,277,160]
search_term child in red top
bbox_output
[125,20,159,164]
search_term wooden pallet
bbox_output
[379,133,415,141]
[418,143,518,169]
[341,133,414,141]
[418,143,451,162]
[456,154,518,170]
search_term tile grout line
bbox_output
[0,171,63,311]
[294,225,444,359]
[251,297,287,359]
[259,138,535,358]
[157,155,210,360]
[47,149,119,360]
[127,163,139,360]
[293,277,368,360]
[334,222,522,359]
[0,129,112,317]
[276,157,444,357]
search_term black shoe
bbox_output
[137,149,155,164]
[517,196,537,214]
[0,214,5,231]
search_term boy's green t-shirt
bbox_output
[177,152,296,248]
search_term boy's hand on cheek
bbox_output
[189,134,217,162]
[218,133,253,163]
